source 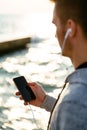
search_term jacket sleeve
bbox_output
[40,94,56,112]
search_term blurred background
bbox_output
[0,0,73,130]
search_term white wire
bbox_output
[23,76,40,129]
[62,28,72,52]
[29,104,40,130]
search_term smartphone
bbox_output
[13,76,36,102]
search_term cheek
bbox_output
[56,28,64,47]
[55,27,60,39]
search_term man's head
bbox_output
[51,0,87,59]
[51,0,87,37]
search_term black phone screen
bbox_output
[13,76,36,102]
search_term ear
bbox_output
[66,19,77,37]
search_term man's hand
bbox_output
[15,82,46,107]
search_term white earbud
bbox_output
[64,28,72,40]
[62,28,72,52]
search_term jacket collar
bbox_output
[65,68,87,86]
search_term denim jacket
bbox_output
[41,68,87,130]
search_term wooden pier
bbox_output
[0,35,31,55]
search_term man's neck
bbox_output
[76,62,87,69]
[71,47,87,69]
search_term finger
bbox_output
[24,102,29,105]
[15,91,21,95]
[28,82,40,91]
[28,82,36,86]
[20,96,23,100]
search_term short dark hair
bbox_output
[50,0,87,37]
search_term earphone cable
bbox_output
[29,104,40,130]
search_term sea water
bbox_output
[0,14,73,130]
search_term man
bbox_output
[16,0,87,129]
